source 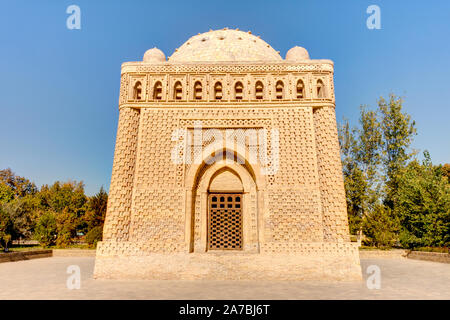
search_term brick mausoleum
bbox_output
[94,28,362,281]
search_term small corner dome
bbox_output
[143,47,166,63]
[285,46,310,60]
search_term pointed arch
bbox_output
[208,168,243,192]
[255,81,264,100]
[317,79,326,98]
[174,81,183,100]
[214,81,223,100]
[275,80,284,99]
[296,79,304,99]
[186,158,260,253]
[153,81,162,100]
[234,81,244,100]
[194,81,202,100]
[133,81,142,100]
[185,142,264,191]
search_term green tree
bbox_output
[355,106,383,203]
[397,152,450,248]
[442,164,450,182]
[0,207,14,251]
[85,225,103,248]
[339,106,383,235]
[34,211,57,247]
[39,181,87,215]
[339,94,417,248]
[338,119,367,233]
[0,169,94,247]
[38,181,88,246]
[378,94,417,209]
[55,208,78,247]
[0,182,14,205]
[0,168,37,198]
[83,186,108,233]
[2,195,41,240]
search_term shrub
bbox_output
[85,226,103,247]
[362,204,399,248]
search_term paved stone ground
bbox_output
[0,257,449,299]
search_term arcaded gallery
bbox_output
[94,29,362,280]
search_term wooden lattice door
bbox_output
[208,193,243,250]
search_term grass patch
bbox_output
[359,246,388,250]
[6,244,44,252]
[358,245,405,250]
[413,247,449,253]
[4,243,95,252]
[51,243,94,250]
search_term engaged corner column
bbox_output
[313,106,350,242]
[103,107,141,242]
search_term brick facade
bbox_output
[94,29,362,281]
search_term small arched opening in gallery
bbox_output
[133,81,142,100]
[174,81,183,100]
[194,81,202,100]
[296,79,304,99]
[214,82,223,100]
[255,81,264,100]
[234,81,244,100]
[275,80,284,99]
[317,79,326,98]
[153,81,162,100]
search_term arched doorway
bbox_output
[185,150,263,253]
[208,169,244,250]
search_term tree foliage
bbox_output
[378,94,417,208]
[396,152,450,248]
[34,211,57,247]
[0,168,37,198]
[0,207,14,251]
[362,204,399,248]
[39,181,87,216]
[0,168,107,248]
[338,94,449,249]
[2,195,41,240]
[83,186,108,232]
[0,183,14,205]
[442,164,450,182]
[339,106,383,234]
[85,225,103,248]
[339,121,366,233]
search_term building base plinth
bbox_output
[93,241,362,281]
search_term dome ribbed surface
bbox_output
[169,29,282,62]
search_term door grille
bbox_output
[208,194,243,250]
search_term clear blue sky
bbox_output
[1,0,449,195]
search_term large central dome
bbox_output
[168,29,283,62]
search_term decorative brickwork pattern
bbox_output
[313,106,350,241]
[266,190,323,242]
[96,29,361,281]
[129,189,185,243]
[273,107,319,187]
[133,109,179,187]
[102,107,140,241]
